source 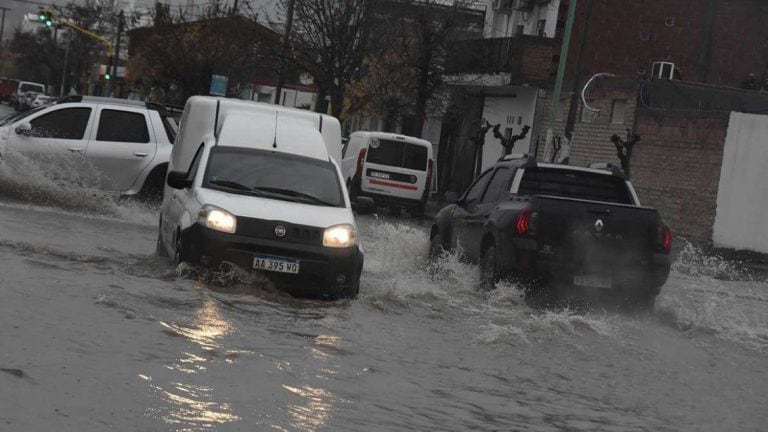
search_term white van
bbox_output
[157,96,365,298]
[342,131,434,216]
[11,81,45,110]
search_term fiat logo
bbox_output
[274,225,287,237]
[594,219,604,232]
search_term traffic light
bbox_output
[38,8,54,28]
[104,73,111,81]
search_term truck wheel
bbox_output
[429,231,445,259]
[479,245,500,291]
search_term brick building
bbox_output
[557,0,768,87]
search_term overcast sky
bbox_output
[0,0,281,44]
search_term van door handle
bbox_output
[67,147,83,153]
[133,152,148,158]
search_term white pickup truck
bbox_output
[0,95,177,198]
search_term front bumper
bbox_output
[180,224,364,295]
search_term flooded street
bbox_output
[0,191,766,432]
[0,101,766,431]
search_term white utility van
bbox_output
[342,131,434,216]
[157,96,365,298]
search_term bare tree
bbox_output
[128,1,275,104]
[610,129,640,178]
[280,0,375,119]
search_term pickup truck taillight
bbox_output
[517,209,537,235]
[355,148,367,177]
[658,225,672,253]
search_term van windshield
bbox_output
[203,146,344,207]
[366,138,428,170]
[20,83,44,93]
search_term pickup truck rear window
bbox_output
[518,167,633,204]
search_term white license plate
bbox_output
[574,275,612,289]
[369,171,390,179]
[253,255,300,274]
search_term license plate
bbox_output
[574,275,612,289]
[253,254,300,274]
[369,171,390,179]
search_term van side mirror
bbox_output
[167,171,192,189]
[352,196,375,214]
[14,124,31,137]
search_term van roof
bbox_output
[351,131,432,147]
[172,96,342,172]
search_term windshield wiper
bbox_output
[209,179,254,192]
[252,187,337,207]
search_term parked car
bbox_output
[0,78,18,103]
[10,81,45,110]
[0,95,177,198]
[342,131,434,217]
[429,155,672,307]
[158,96,365,299]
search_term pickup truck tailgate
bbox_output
[533,195,661,266]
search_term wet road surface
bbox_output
[0,132,766,431]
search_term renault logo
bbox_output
[594,219,604,232]
[274,225,287,237]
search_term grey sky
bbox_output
[0,0,281,43]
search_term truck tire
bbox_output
[429,231,445,259]
[479,245,500,291]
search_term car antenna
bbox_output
[272,111,279,148]
[213,99,221,144]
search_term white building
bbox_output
[469,0,560,170]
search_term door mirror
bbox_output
[14,124,31,137]
[352,196,375,214]
[167,170,192,189]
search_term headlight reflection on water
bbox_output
[142,297,242,430]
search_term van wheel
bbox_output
[479,245,500,291]
[172,231,184,265]
[156,229,168,257]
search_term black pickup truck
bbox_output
[430,155,671,306]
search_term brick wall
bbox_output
[557,0,768,88]
[631,111,730,243]
[532,79,638,167]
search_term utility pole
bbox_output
[0,7,10,46]
[109,10,124,98]
[542,0,578,161]
[274,0,296,105]
[562,0,594,158]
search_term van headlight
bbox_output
[197,206,237,234]
[323,224,357,248]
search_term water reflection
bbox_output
[282,385,335,432]
[142,293,240,430]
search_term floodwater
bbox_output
[0,135,766,431]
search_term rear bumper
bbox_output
[180,224,364,295]
[501,237,671,293]
[351,175,426,208]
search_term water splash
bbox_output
[0,150,158,224]
[672,238,747,281]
